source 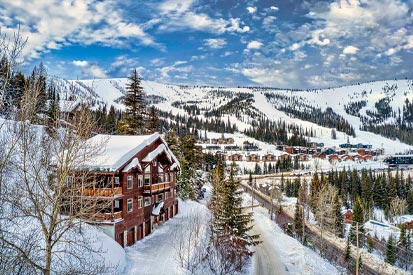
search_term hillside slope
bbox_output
[69,78,413,154]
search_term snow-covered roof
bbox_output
[86,133,160,172]
[59,100,80,113]
[122,157,142,172]
[364,220,400,241]
[142,144,172,163]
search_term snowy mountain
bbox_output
[67,78,413,155]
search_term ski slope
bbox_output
[69,78,413,154]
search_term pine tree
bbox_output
[147,105,160,134]
[386,235,396,265]
[333,193,344,238]
[211,163,260,271]
[294,200,303,239]
[164,129,179,157]
[367,236,374,253]
[352,197,364,246]
[11,72,25,110]
[105,105,117,134]
[177,159,196,200]
[118,69,146,134]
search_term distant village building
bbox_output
[262,153,277,162]
[228,153,243,162]
[246,154,260,162]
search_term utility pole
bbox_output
[356,222,359,275]
[251,179,255,211]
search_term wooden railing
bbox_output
[81,187,122,197]
[143,182,171,193]
[86,211,122,222]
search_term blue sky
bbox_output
[0,0,412,88]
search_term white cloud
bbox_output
[204,38,227,49]
[263,16,276,28]
[247,7,257,14]
[247,41,263,50]
[86,64,108,79]
[309,30,330,46]
[270,6,279,11]
[289,42,303,51]
[343,46,359,55]
[159,0,195,14]
[72,60,89,67]
[385,48,397,56]
[242,67,298,87]
[0,0,159,60]
[157,3,249,34]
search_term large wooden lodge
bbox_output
[65,133,180,247]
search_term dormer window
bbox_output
[153,160,157,167]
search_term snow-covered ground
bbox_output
[252,207,343,275]
[123,199,210,275]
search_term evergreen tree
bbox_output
[177,159,196,200]
[105,105,117,134]
[147,105,160,133]
[352,197,364,246]
[248,172,253,186]
[367,237,374,253]
[118,69,146,134]
[211,163,260,271]
[10,71,25,110]
[385,235,396,265]
[333,193,344,238]
[294,200,303,239]
[164,129,179,157]
[46,82,60,131]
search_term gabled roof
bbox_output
[85,133,179,172]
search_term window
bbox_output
[153,160,157,167]
[144,174,151,185]
[144,197,151,207]
[114,177,119,185]
[138,196,143,209]
[127,199,133,213]
[157,194,163,202]
[165,173,169,182]
[127,175,133,189]
[114,200,120,208]
[170,173,174,182]
[64,176,74,186]
[138,175,143,187]
[165,192,169,200]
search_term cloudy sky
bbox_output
[0,0,412,88]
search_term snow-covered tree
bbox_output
[210,163,260,273]
[118,68,146,134]
[386,235,396,265]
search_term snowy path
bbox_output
[123,200,208,275]
[251,217,288,275]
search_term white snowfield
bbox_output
[70,78,413,155]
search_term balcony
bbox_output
[143,182,171,193]
[80,187,123,197]
[87,211,123,223]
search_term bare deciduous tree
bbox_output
[313,183,338,256]
[173,209,209,275]
[389,197,407,224]
[0,29,116,274]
